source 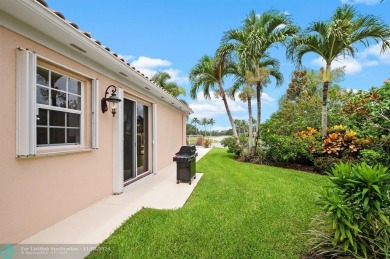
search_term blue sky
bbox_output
[46,0,390,131]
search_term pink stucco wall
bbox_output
[0,26,186,243]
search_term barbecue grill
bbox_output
[173,145,198,185]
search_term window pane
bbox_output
[68,94,81,110]
[37,109,48,126]
[51,90,66,108]
[67,129,80,144]
[49,110,65,126]
[37,67,49,86]
[67,113,80,127]
[37,86,49,105]
[51,72,67,91]
[37,127,48,145]
[68,78,81,95]
[50,128,65,144]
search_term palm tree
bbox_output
[287,4,390,137]
[229,62,256,151]
[208,118,215,136]
[191,117,200,135]
[189,47,240,143]
[230,55,283,153]
[200,117,209,135]
[223,10,298,139]
[151,71,186,97]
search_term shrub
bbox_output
[203,138,211,148]
[263,134,317,165]
[309,162,390,258]
[220,137,241,156]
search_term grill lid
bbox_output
[176,145,196,156]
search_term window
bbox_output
[36,67,83,146]
[16,49,99,157]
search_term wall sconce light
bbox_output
[101,85,121,117]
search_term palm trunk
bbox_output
[321,64,331,138]
[321,81,329,138]
[254,81,262,153]
[219,83,239,144]
[247,96,253,154]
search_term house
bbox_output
[0,0,190,244]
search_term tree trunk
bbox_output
[256,82,261,136]
[219,83,239,144]
[321,64,331,138]
[254,82,262,153]
[321,81,329,138]
[248,97,253,154]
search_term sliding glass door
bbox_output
[123,99,149,183]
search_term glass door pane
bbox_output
[136,104,148,175]
[123,99,135,181]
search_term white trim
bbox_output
[91,79,99,149]
[37,54,95,80]
[112,88,124,194]
[16,48,37,157]
[152,103,158,174]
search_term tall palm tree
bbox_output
[287,4,390,137]
[223,10,298,139]
[200,117,209,135]
[230,55,283,153]
[151,71,186,97]
[191,117,200,135]
[208,118,215,137]
[189,47,240,142]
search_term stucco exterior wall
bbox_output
[0,26,186,243]
[156,104,186,170]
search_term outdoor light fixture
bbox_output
[101,85,121,117]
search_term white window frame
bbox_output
[16,48,99,157]
[36,66,84,147]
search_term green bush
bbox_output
[220,137,241,156]
[262,134,317,165]
[309,162,390,258]
[203,138,211,148]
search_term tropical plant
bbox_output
[230,54,283,154]
[189,48,239,142]
[223,9,298,143]
[208,118,215,137]
[191,117,200,135]
[287,4,390,137]
[151,71,186,97]
[309,162,390,258]
[200,117,209,134]
[342,83,390,167]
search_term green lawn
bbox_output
[87,148,328,258]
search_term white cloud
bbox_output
[341,0,382,5]
[162,68,189,84]
[188,91,276,120]
[310,42,390,75]
[358,43,390,64]
[189,91,246,119]
[262,92,276,103]
[120,55,188,84]
[131,56,171,68]
[311,56,362,74]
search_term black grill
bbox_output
[173,145,198,185]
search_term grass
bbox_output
[87,148,328,258]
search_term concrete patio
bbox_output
[15,147,211,258]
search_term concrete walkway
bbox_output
[16,147,212,258]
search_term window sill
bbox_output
[18,146,94,159]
